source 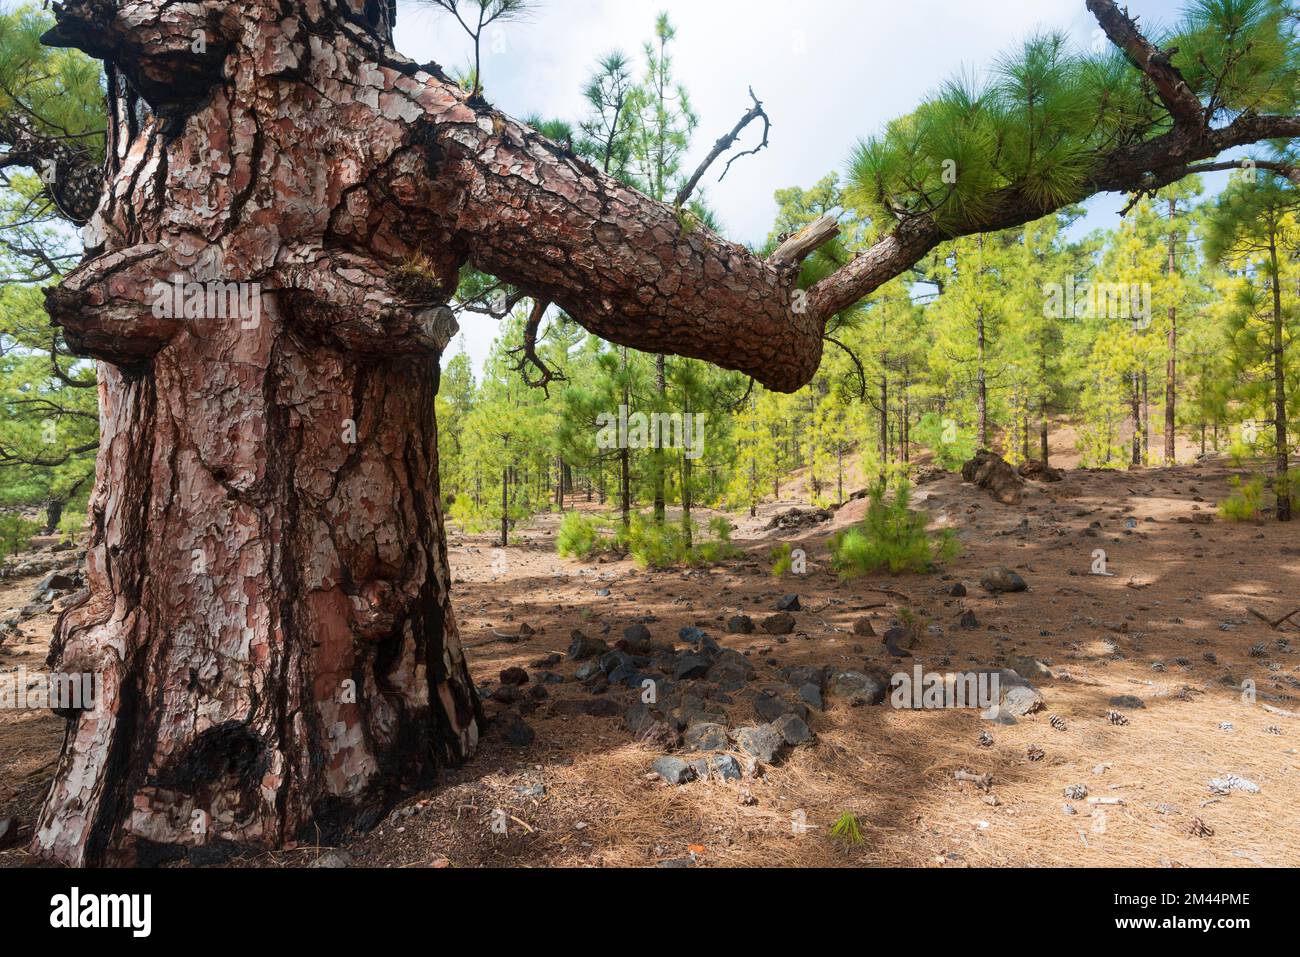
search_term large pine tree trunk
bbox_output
[33,0,828,866]
[34,3,489,868]
[38,348,480,866]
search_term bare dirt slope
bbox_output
[2,461,1298,868]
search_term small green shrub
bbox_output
[829,482,958,577]
[621,515,684,568]
[557,511,611,559]
[770,542,794,577]
[688,517,742,566]
[1220,476,1265,523]
[1227,440,1254,468]
[57,510,87,544]
[607,514,742,570]
[0,513,39,561]
[828,811,864,847]
[912,412,977,472]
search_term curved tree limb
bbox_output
[824,335,868,402]
[509,297,566,395]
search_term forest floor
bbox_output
[2,459,1299,868]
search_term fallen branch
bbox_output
[866,587,913,603]
[465,630,530,649]
[1247,606,1300,630]
[954,770,993,792]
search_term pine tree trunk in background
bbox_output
[878,372,889,486]
[1131,375,1143,467]
[500,466,510,547]
[837,448,844,504]
[901,380,910,466]
[1141,371,1150,463]
[43,499,64,537]
[681,453,692,546]
[1165,197,1178,466]
[1269,240,1292,522]
[976,308,989,448]
[620,349,632,528]
[653,354,667,523]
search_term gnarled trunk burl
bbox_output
[34,0,1300,865]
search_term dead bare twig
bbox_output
[1247,606,1300,630]
[674,88,770,208]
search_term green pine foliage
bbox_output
[912,413,977,471]
[1220,475,1266,522]
[770,543,795,577]
[830,483,959,577]
[556,511,614,559]
[828,811,864,848]
[620,513,740,570]
[0,7,102,532]
[0,512,38,561]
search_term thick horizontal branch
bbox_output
[422,105,824,392]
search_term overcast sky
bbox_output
[392,0,1200,374]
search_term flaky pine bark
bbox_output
[34,0,1300,865]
